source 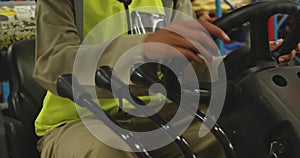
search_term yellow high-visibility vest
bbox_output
[35,0,168,136]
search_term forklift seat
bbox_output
[4,38,46,158]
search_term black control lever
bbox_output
[96,66,196,158]
[130,65,237,158]
[56,74,97,107]
[130,64,162,87]
[131,64,240,114]
[95,66,122,92]
[57,74,74,101]
[130,64,212,104]
[56,74,151,158]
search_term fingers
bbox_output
[275,41,300,65]
[199,12,216,23]
[144,19,228,66]
[176,47,206,66]
[296,43,300,51]
[165,20,221,57]
[144,29,208,65]
[198,18,231,42]
[278,52,295,63]
[269,39,284,52]
[296,43,300,57]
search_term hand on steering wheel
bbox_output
[270,39,300,65]
[144,19,230,67]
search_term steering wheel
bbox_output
[214,1,300,80]
[212,1,300,158]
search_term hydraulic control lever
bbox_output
[96,66,196,158]
[130,65,237,158]
[130,65,212,104]
[56,74,151,158]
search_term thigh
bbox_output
[39,105,225,158]
[128,103,226,158]
[182,121,226,158]
[145,121,226,158]
[39,120,137,158]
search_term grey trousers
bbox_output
[37,104,225,158]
